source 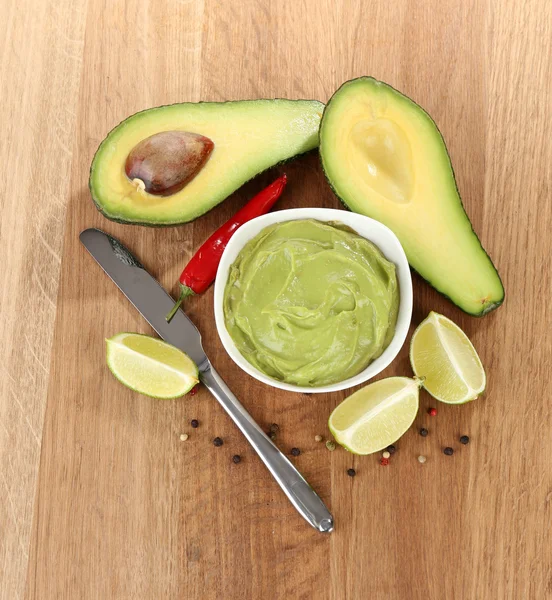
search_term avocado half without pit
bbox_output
[319,77,504,316]
[89,99,324,226]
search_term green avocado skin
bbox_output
[319,77,505,317]
[89,99,324,227]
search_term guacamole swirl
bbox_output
[223,219,399,386]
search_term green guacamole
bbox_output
[223,219,399,386]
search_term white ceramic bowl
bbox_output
[214,208,412,393]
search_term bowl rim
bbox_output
[213,207,413,394]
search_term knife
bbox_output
[80,228,334,533]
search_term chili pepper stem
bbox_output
[166,284,195,322]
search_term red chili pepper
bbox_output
[166,174,287,322]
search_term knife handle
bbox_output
[200,364,334,533]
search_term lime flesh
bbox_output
[410,312,485,404]
[329,377,420,455]
[106,333,199,399]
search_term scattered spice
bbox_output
[232,454,241,464]
[290,447,301,457]
[417,455,427,464]
[444,447,454,455]
[428,407,437,416]
[269,432,277,440]
[326,440,336,452]
[460,435,470,445]
[213,437,223,447]
[382,451,391,459]
[179,433,189,441]
[269,423,280,434]
[380,457,389,466]
[419,427,429,437]
[190,419,199,428]
[386,445,396,455]
[314,434,323,442]
[347,468,356,477]
[189,386,199,396]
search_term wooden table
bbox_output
[1,0,551,598]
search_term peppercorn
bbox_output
[232,455,241,464]
[314,435,323,442]
[290,447,301,457]
[269,423,280,434]
[213,437,223,447]
[326,441,336,452]
[444,447,454,455]
[179,433,189,441]
[417,455,427,464]
[190,386,198,396]
[428,407,437,416]
[380,457,389,466]
[382,451,391,459]
[419,427,429,437]
[386,445,396,455]
[347,468,356,477]
[460,435,470,445]
[190,419,199,428]
[269,432,277,440]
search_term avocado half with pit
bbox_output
[319,77,504,316]
[90,99,324,226]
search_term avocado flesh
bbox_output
[319,77,504,316]
[90,99,324,225]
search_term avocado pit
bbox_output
[125,130,214,196]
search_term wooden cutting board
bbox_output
[2,0,551,598]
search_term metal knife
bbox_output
[80,228,334,533]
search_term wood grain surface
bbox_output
[1,0,551,598]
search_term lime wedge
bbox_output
[409,312,485,404]
[329,377,420,455]
[106,333,199,399]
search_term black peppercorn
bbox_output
[190,419,199,428]
[444,447,454,455]
[386,445,396,455]
[419,428,428,437]
[460,435,470,445]
[290,447,301,457]
[269,423,280,434]
[213,437,223,447]
[347,468,356,477]
[232,455,241,464]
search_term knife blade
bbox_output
[80,228,334,533]
[79,229,207,367]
